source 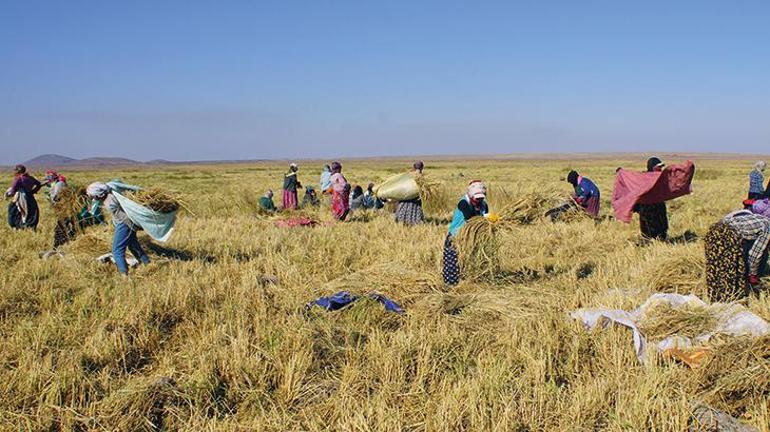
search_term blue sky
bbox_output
[1,1,768,163]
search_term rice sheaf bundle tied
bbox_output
[414,174,455,217]
[454,216,503,281]
[51,185,90,221]
[128,188,183,213]
[497,191,563,225]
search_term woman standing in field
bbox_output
[566,170,601,217]
[443,180,489,285]
[86,182,150,275]
[5,164,42,230]
[328,161,350,221]
[282,163,301,210]
[394,161,425,225]
[748,161,766,199]
[634,157,669,241]
[705,209,770,301]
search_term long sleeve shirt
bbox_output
[723,211,770,275]
[104,194,139,231]
[448,195,489,237]
[283,172,299,192]
[574,176,600,202]
[330,173,348,193]
[7,174,41,196]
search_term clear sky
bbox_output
[1,1,768,163]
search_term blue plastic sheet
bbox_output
[107,180,178,243]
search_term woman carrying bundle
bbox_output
[634,157,669,240]
[282,163,302,210]
[748,161,766,199]
[5,164,42,230]
[43,170,68,202]
[566,170,601,217]
[705,210,770,301]
[51,187,105,249]
[87,182,150,275]
[443,181,489,285]
[328,161,350,221]
[394,161,425,225]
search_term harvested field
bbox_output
[1,158,768,431]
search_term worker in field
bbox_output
[87,182,150,275]
[5,164,42,230]
[705,209,770,301]
[43,170,68,202]
[349,185,365,210]
[443,180,489,285]
[282,163,302,210]
[328,161,350,221]
[566,170,601,217]
[394,161,425,225]
[302,186,320,208]
[319,164,332,197]
[362,183,383,209]
[634,157,669,240]
[748,161,766,199]
[259,189,277,212]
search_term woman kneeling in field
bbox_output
[705,209,770,301]
[443,180,488,285]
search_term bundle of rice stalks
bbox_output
[454,216,503,281]
[637,304,717,340]
[51,185,89,221]
[415,175,456,217]
[552,199,594,223]
[129,188,184,213]
[64,229,113,254]
[691,335,770,413]
[647,252,706,294]
[497,191,562,225]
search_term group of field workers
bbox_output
[3,156,770,300]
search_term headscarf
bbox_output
[265,189,274,198]
[86,182,110,198]
[14,164,26,175]
[754,161,766,172]
[323,164,331,172]
[367,182,375,192]
[467,180,486,200]
[567,170,579,186]
[647,157,665,172]
[413,160,424,172]
[331,161,342,173]
[290,163,298,171]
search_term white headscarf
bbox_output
[467,181,487,200]
[755,161,766,172]
[86,182,110,198]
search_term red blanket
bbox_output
[612,161,695,222]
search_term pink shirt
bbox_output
[331,172,348,193]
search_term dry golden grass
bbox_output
[0,158,769,431]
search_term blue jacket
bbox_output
[448,195,488,237]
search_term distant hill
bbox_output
[23,154,143,168]
[23,154,79,167]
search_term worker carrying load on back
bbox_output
[394,161,426,225]
[613,157,695,242]
[705,209,770,302]
[87,182,151,275]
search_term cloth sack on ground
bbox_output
[570,292,770,363]
[612,161,695,222]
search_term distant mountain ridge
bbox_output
[22,154,170,168]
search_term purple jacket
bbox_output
[7,174,41,196]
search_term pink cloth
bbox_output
[752,199,770,218]
[612,161,695,222]
[274,217,318,228]
[282,189,298,210]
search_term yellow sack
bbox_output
[374,172,419,201]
